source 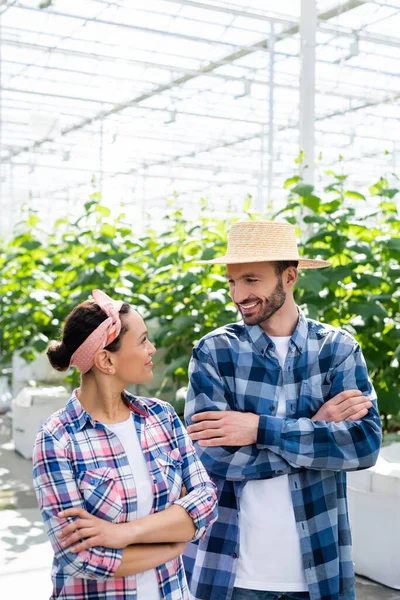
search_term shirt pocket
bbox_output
[154,447,183,502]
[77,466,123,523]
[298,379,331,418]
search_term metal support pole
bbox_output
[299,0,317,185]
[256,23,275,214]
[267,24,275,204]
[99,106,104,198]
[257,125,265,212]
[0,8,3,234]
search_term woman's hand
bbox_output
[57,507,132,553]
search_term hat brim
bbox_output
[196,256,331,268]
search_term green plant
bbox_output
[0,197,147,386]
[143,200,239,398]
[277,170,400,431]
[1,170,398,431]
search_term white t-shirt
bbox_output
[106,415,161,600]
[235,336,308,592]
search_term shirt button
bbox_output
[231,553,238,559]
[270,406,275,411]
[90,479,96,485]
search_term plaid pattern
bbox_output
[183,308,382,600]
[33,391,218,600]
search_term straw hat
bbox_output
[199,220,330,268]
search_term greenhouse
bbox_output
[0,1,399,599]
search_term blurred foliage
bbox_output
[142,197,259,398]
[0,170,399,430]
[277,170,400,431]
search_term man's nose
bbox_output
[231,282,248,304]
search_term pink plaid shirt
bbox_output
[33,391,218,599]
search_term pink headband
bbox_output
[70,289,124,374]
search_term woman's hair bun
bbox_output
[46,342,72,372]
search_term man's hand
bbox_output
[311,389,372,423]
[187,411,259,447]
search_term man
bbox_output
[183,220,381,600]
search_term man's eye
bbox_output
[246,279,257,283]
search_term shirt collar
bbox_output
[66,389,149,432]
[244,306,308,356]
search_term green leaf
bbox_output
[26,214,41,227]
[242,196,252,212]
[387,238,400,253]
[20,240,42,251]
[302,194,321,213]
[55,218,69,228]
[32,333,49,352]
[84,200,98,212]
[303,215,327,224]
[100,224,116,238]
[379,201,398,214]
[95,205,111,217]
[319,200,341,213]
[344,191,366,201]
[383,189,399,199]
[291,183,314,197]
[283,176,301,189]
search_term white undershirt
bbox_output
[235,336,308,592]
[106,415,161,600]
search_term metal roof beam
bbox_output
[2,0,369,162]
[14,4,243,50]
[158,0,298,26]
[45,89,400,198]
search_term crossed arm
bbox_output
[33,407,217,580]
[185,342,382,476]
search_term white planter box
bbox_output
[12,352,65,397]
[347,442,400,590]
[12,386,70,459]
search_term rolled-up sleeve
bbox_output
[33,428,123,580]
[256,342,382,471]
[167,407,218,541]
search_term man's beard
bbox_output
[239,277,286,326]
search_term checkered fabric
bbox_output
[183,308,381,600]
[33,391,218,599]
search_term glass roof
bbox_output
[0,0,399,235]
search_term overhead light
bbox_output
[235,79,251,99]
[349,35,359,57]
[165,110,176,124]
[334,34,359,64]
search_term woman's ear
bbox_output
[93,350,116,375]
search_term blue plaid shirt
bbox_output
[183,308,381,600]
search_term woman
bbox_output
[33,289,218,600]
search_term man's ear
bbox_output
[285,266,298,288]
[93,349,116,375]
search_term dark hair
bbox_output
[273,260,299,277]
[47,301,131,372]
